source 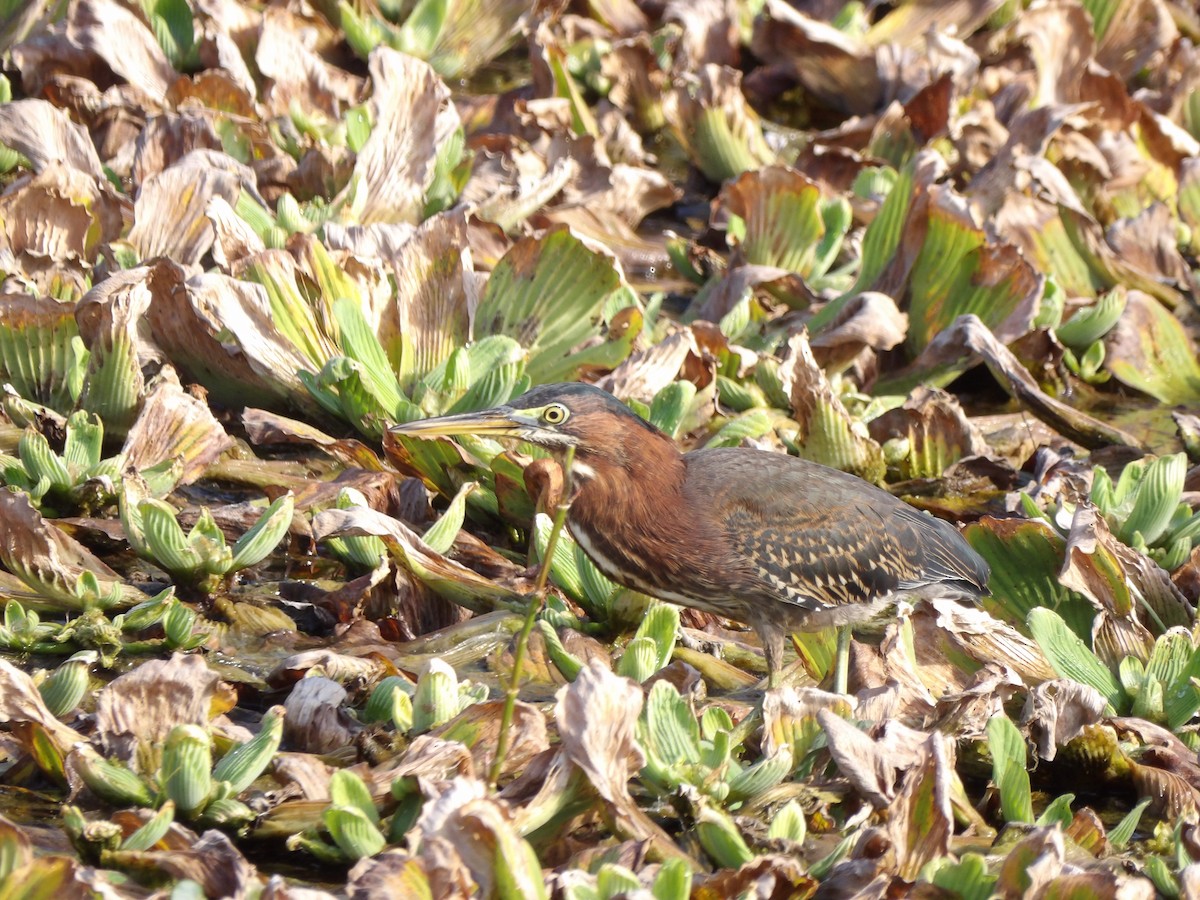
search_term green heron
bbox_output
[390,382,990,689]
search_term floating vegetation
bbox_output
[0,0,1198,895]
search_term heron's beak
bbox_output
[388,406,531,440]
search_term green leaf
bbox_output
[632,603,679,672]
[718,167,835,281]
[143,0,196,68]
[927,853,996,900]
[695,804,754,869]
[1117,454,1186,547]
[18,430,71,494]
[964,518,1085,633]
[810,164,911,333]
[649,381,697,439]
[421,482,475,554]
[1142,853,1179,898]
[443,337,526,415]
[650,858,693,900]
[905,191,1040,354]
[189,508,233,577]
[576,546,619,615]
[242,253,336,372]
[333,297,406,419]
[704,408,777,447]
[533,513,587,603]
[82,326,143,435]
[1027,608,1124,712]
[139,500,203,577]
[765,799,807,843]
[412,659,459,734]
[616,637,658,682]
[475,227,626,384]
[668,67,775,182]
[1108,797,1151,848]
[61,412,103,473]
[1164,646,1200,730]
[423,125,468,217]
[229,494,295,570]
[325,806,385,860]
[537,620,583,682]
[726,745,793,802]
[641,680,702,778]
[0,296,81,412]
[362,676,413,725]
[161,724,213,816]
[1035,792,1074,828]
[987,715,1033,824]
[329,770,379,825]
[1056,289,1126,349]
[212,706,285,794]
[121,800,176,851]
[1106,292,1200,405]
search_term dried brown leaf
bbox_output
[119,365,235,485]
[810,291,908,371]
[340,49,460,226]
[0,658,86,753]
[207,195,268,270]
[0,163,123,287]
[886,731,952,881]
[65,0,176,98]
[915,315,1144,450]
[93,653,227,766]
[0,489,143,610]
[1106,204,1192,290]
[1129,759,1200,819]
[146,271,327,416]
[1022,679,1107,762]
[996,826,1065,898]
[817,710,933,808]
[595,329,699,404]
[282,676,360,755]
[1059,503,1192,636]
[256,7,363,118]
[664,0,737,68]
[385,735,475,783]
[556,659,696,868]
[690,263,801,323]
[415,778,546,898]
[106,831,257,898]
[697,855,816,897]
[0,99,104,178]
[432,701,548,779]
[127,155,241,267]
[388,209,472,391]
[751,1,879,116]
[925,597,1058,683]
[348,849,471,900]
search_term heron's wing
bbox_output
[684,449,987,612]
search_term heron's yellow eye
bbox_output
[541,403,569,425]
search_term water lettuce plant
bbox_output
[120,488,295,595]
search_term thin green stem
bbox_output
[834,626,851,695]
[490,446,575,787]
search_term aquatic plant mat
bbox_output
[1,0,1200,895]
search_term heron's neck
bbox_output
[568,430,686,528]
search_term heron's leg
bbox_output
[728,625,786,748]
[763,627,786,690]
[833,626,851,695]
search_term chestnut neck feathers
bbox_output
[562,412,731,600]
